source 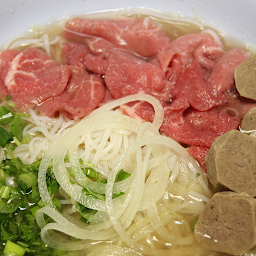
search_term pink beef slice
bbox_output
[98,88,114,107]
[120,101,155,123]
[62,42,91,69]
[0,49,21,99]
[157,32,225,73]
[170,60,221,111]
[0,49,21,81]
[63,17,171,57]
[62,42,109,75]
[161,99,219,147]
[208,48,250,96]
[0,79,8,99]
[3,47,71,111]
[220,91,256,119]
[39,66,105,120]
[161,97,240,147]
[185,107,240,136]
[104,50,166,100]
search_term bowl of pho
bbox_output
[0,0,255,256]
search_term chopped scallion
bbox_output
[0,186,11,199]
[18,173,37,190]
[0,168,5,181]
[3,240,26,256]
[0,106,13,125]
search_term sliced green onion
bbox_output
[69,168,75,178]
[0,199,18,214]
[0,106,14,125]
[79,159,95,167]
[0,185,12,199]
[18,173,37,189]
[83,167,100,179]
[7,102,16,108]
[12,137,21,146]
[0,168,5,181]
[3,240,26,256]
[95,178,107,184]
[21,133,31,144]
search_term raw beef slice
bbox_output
[63,17,171,57]
[4,47,71,111]
[39,66,105,120]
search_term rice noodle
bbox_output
[4,33,61,58]
[0,103,78,164]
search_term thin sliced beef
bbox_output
[161,98,240,147]
[220,91,256,119]
[120,101,155,123]
[208,48,250,95]
[161,99,218,147]
[3,47,71,111]
[85,37,115,55]
[163,53,183,86]
[0,79,8,99]
[185,107,240,135]
[170,60,220,111]
[84,54,109,75]
[0,49,21,98]
[39,66,105,120]
[0,49,21,82]
[157,32,225,73]
[104,50,167,100]
[63,17,171,57]
[62,42,90,69]
[98,88,114,106]
[62,42,109,75]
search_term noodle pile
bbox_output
[32,94,212,255]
